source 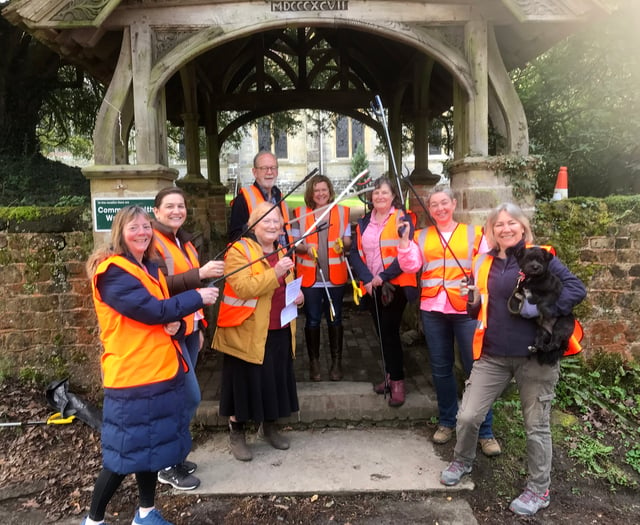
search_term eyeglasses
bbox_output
[255,166,278,172]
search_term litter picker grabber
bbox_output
[208,223,329,287]
[284,185,372,227]
[336,237,362,306]
[311,247,336,321]
[215,167,319,260]
[371,95,472,282]
[0,412,76,428]
[285,169,369,258]
[371,286,389,399]
[46,378,102,431]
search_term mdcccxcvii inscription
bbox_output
[271,1,348,12]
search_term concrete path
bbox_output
[189,426,473,495]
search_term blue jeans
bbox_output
[302,286,345,328]
[182,331,202,422]
[421,310,494,438]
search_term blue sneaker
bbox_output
[131,508,173,525]
[509,488,550,516]
[440,460,472,486]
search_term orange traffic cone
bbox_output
[552,166,568,200]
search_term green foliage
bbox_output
[350,143,369,179]
[513,1,640,197]
[0,154,89,206]
[554,354,640,488]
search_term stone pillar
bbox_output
[130,17,160,165]
[204,105,222,185]
[181,112,204,180]
[453,20,489,158]
[448,156,537,226]
[465,20,489,156]
[412,57,434,180]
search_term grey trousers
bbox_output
[454,355,560,494]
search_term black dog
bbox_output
[509,246,575,365]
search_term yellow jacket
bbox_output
[212,237,296,364]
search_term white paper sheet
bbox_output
[281,277,302,326]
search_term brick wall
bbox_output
[0,230,100,388]
[578,224,640,360]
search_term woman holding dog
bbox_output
[438,202,586,517]
[396,184,499,456]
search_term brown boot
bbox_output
[258,421,290,450]
[328,325,344,381]
[305,327,321,381]
[388,379,405,407]
[229,421,252,461]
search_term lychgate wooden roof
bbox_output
[3,0,610,154]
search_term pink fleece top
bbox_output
[361,207,396,277]
[397,229,488,314]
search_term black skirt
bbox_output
[218,327,299,423]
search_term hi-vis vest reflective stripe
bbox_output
[357,209,417,289]
[294,205,349,287]
[471,248,583,360]
[93,256,181,389]
[240,186,291,235]
[217,240,262,327]
[153,229,203,335]
[418,224,483,312]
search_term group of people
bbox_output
[81,149,586,524]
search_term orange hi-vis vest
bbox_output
[356,208,417,289]
[471,247,583,360]
[240,185,291,238]
[153,229,203,336]
[417,224,483,312]
[93,255,181,389]
[217,239,263,327]
[294,205,349,287]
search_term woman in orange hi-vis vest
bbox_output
[440,203,586,518]
[348,176,418,407]
[213,202,304,462]
[397,184,499,456]
[83,206,218,525]
[293,175,351,382]
[152,186,224,490]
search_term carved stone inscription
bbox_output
[271,1,348,12]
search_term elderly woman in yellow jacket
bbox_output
[213,201,303,461]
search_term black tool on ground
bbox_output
[372,287,389,399]
[214,167,319,260]
[46,378,102,431]
[370,94,472,282]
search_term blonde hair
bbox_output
[86,205,158,278]
[484,202,534,250]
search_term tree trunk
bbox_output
[0,16,61,156]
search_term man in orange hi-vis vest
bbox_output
[228,150,291,246]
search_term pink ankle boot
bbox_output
[388,379,405,407]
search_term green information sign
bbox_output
[93,198,156,232]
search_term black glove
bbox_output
[381,281,396,306]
